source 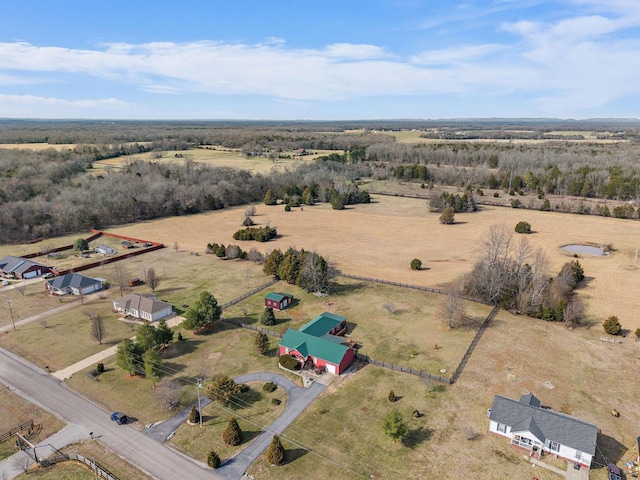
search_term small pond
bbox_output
[560,244,605,256]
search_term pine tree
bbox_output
[207,450,221,468]
[260,307,276,326]
[222,417,242,446]
[188,405,200,424]
[266,435,285,465]
[388,389,396,402]
[264,189,277,205]
[255,332,270,355]
[382,409,409,442]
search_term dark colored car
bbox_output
[608,463,622,480]
[110,412,128,425]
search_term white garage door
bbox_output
[326,364,337,374]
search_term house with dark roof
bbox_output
[45,273,103,296]
[113,293,173,322]
[264,292,294,310]
[488,393,598,469]
[0,256,50,280]
[279,312,354,375]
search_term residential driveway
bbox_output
[215,372,326,480]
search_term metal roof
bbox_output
[280,328,349,365]
[47,273,101,290]
[299,312,346,337]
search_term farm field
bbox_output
[103,195,640,330]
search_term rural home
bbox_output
[279,312,354,375]
[113,293,173,322]
[95,245,116,255]
[45,273,103,296]
[0,256,50,280]
[488,393,598,469]
[264,292,294,310]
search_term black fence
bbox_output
[355,353,451,384]
[0,419,33,443]
[220,278,279,310]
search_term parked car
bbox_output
[44,273,56,279]
[143,242,152,247]
[110,412,128,425]
[608,463,622,480]
[1,280,9,286]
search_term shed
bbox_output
[265,292,294,310]
[95,245,116,255]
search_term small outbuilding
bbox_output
[95,245,116,255]
[265,292,294,310]
[45,273,103,296]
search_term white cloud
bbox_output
[411,44,504,65]
[0,93,129,117]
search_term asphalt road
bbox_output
[0,347,224,480]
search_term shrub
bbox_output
[263,381,277,393]
[410,258,422,270]
[510,199,522,208]
[271,398,281,405]
[284,204,291,212]
[635,328,640,339]
[493,192,500,198]
[260,307,276,326]
[388,389,396,402]
[242,216,254,227]
[96,362,105,373]
[254,332,269,355]
[603,316,622,335]
[222,417,242,446]
[266,435,285,465]
[207,450,221,469]
[439,206,455,224]
[514,221,532,234]
[188,405,200,424]
[279,354,300,370]
[177,332,183,341]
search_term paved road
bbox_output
[0,347,224,480]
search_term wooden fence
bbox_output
[36,451,120,479]
[220,278,279,310]
[354,353,451,384]
[0,419,33,443]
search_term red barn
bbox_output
[264,292,294,310]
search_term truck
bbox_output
[110,412,128,425]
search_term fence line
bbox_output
[338,273,491,305]
[220,278,279,310]
[0,419,33,443]
[354,353,451,384]
[35,450,120,479]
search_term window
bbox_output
[549,440,560,452]
[496,423,507,433]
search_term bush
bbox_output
[96,362,105,373]
[439,206,455,224]
[266,435,285,466]
[635,328,640,339]
[222,417,242,446]
[388,389,396,402]
[263,381,277,393]
[493,192,500,198]
[207,450,221,469]
[284,204,291,212]
[177,332,183,341]
[279,354,300,370]
[242,216,254,227]
[188,405,200,424]
[510,199,522,208]
[514,221,532,234]
[272,398,281,405]
[603,316,622,335]
[410,258,422,270]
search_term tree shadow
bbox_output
[161,362,187,376]
[331,281,366,296]
[574,276,595,289]
[237,387,264,407]
[402,427,433,449]
[285,448,308,463]
[240,429,262,445]
[593,433,627,468]
[161,339,205,359]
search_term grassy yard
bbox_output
[15,440,152,480]
[168,380,287,465]
[0,388,65,461]
[66,323,298,427]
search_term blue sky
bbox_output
[0,0,639,119]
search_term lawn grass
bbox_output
[168,380,287,465]
[0,388,65,461]
[14,440,152,480]
[0,281,78,329]
[66,323,297,427]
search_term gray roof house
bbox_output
[0,256,50,280]
[113,293,173,322]
[488,393,598,469]
[45,273,103,296]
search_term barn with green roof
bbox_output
[279,312,354,375]
[264,292,294,310]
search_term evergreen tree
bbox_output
[266,435,285,465]
[264,189,277,205]
[116,338,142,375]
[439,206,455,224]
[260,307,276,326]
[183,291,222,333]
[382,409,409,442]
[207,450,221,469]
[155,318,174,346]
[255,332,270,355]
[206,375,242,407]
[73,238,89,252]
[222,417,243,446]
[603,315,622,335]
[143,348,162,386]
[188,405,200,424]
[263,249,284,276]
[136,323,159,352]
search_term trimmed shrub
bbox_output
[603,316,622,335]
[266,435,285,466]
[388,389,396,403]
[279,354,300,370]
[207,450,221,469]
[272,398,281,405]
[96,362,105,373]
[222,417,242,446]
[263,381,277,393]
[188,405,200,424]
[284,204,291,212]
[410,258,422,270]
[635,328,640,339]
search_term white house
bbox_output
[488,393,598,469]
[95,245,116,255]
[45,273,103,296]
[113,293,173,322]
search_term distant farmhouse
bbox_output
[95,245,116,255]
[264,292,294,310]
[45,273,103,296]
[488,393,598,469]
[0,255,50,280]
[279,312,355,375]
[113,293,173,322]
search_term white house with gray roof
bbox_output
[488,393,598,469]
[113,293,173,322]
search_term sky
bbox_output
[0,0,639,120]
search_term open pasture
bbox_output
[103,195,640,331]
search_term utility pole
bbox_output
[635,248,638,267]
[7,297,15,331]
[196,378,203,427]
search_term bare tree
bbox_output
[112,262,128,297]
[173,242,179,252]
[563,298,585,327]
[90,313,107,344]
[383,302,396,315]
[16,285,26,296]
[12,453,32,473]
[147,267,160,292]
[155,379,184,410]
[439,290,465,328]
[244,205,256,217]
